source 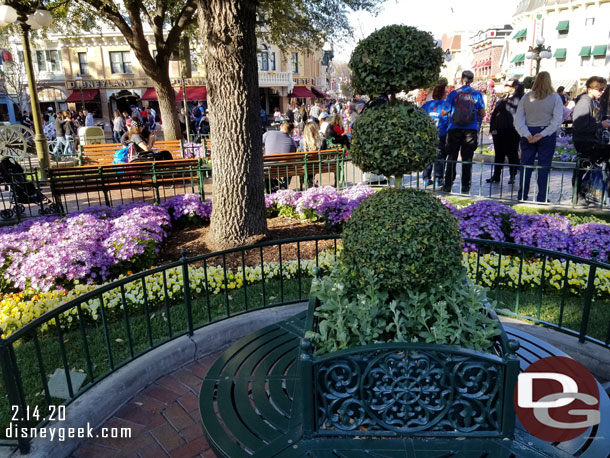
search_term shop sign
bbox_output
[170,77,207,86]
[293,77,314,85]
[65,79,149,89]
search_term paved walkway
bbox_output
[70,353,221,458]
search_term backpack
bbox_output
[452,87,476,126]
[112,146,131,164]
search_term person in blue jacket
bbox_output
[421,82,451,187]
[441,70,486,193]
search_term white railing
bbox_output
[258,71,293,87]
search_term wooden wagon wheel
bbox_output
[0,125,32,158]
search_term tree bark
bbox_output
[151,63,181,141]
[198,0,267,249]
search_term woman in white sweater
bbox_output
[513,71,564,202]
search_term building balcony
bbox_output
[38,70,66,82]
[258,71,293,88]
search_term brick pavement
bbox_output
[70,352,223,458]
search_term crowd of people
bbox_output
[263,97,369,156]
[418,69,610,204]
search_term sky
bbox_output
[335,0,521,62]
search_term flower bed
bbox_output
[2,190,610,336]
[0,251,336,337]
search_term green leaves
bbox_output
[341,188,463,295]
[349,24,444,97]
[310,268,501,355]
[351,101,438,177]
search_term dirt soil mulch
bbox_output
[158,217,339,268]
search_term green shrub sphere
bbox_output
[351,101,438,176]
[341,188,463,294]
[350,24,444,96]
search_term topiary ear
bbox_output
[349,25,444,97]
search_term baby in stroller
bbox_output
[0,157,60,219]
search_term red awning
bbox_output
[141,88,159,101]
[65,89,99,103]
[175,86,207,101]
[289,86,316,98]
[472,61,479,68]
[310,86,329,98]
[485,59,492,66]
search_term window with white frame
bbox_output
[580,56,591,67]
[291,52,299,73]
[257,46,269,71]
[78,52,88,75]
[585,17,595,26]
[109,51,132,74]
[36,50,62,72]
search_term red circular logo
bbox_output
[513,356,600,442]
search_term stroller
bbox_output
[0,157,60,219]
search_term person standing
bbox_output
[53,112,66,155]
[442,70,486,193]
[421,82,450,187]
[112,110,126,143]
[513,71,564,202]
[84,110,95,127]
[309,101,321,120]
[486,79,524,185]
[571,76,610,205]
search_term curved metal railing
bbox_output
[0,235,609,453]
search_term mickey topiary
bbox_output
[350,25,444,97]
[341,188,463,295]
[350,102,438,177]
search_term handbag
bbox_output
[581,163,609,204]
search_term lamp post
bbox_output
[0,3,52,179]
[322,42,334,96]
[75,75,85,110]
[526,36,552,76]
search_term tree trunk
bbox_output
[198,0,267,249]
[152,66,181,141]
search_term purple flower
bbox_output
[162,194,212,222]
[456,201,516,250]
[569,223,610,262]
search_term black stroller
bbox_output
[0,157,60,219]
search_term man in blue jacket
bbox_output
[441,70,486,193]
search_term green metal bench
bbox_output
[199,310,610,457]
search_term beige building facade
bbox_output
[6,25,328,126]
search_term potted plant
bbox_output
[299,24,520,440]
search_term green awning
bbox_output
[556,20,569,31]
[592,45,607,56]
[554,48,567,59]
[513,29,527,40]
[579,46,592,57]
[512,53,525,63]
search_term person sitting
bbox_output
[299,121,327,152]
[126,120,173,161]
[325,114,350,147]
[263,121,297,154]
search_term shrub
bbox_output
[350,102,438,176]
[308,267,500,354]
[341,188,463,295]
[349,25,444,96]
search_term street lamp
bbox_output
[322,42,333,95]
[0,2,52,179]
[526,36,552,76]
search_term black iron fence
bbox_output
[0,155,607,223]
[1,236,609,453]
